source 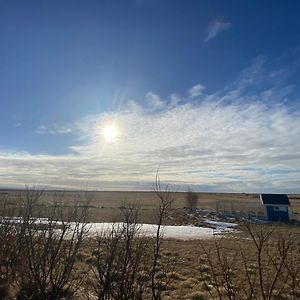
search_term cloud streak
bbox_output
[188,84,205,98]
[36,124,72,135]
[205,19,232,42]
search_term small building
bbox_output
[260,194,292,222]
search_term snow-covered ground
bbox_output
[204,220,238,228]
[203,220,238,236]
[1,217,238,240]
[88,221,237,240]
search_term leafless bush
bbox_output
[91,175,175,300]
[186,188,198,213]
[91,206,150,300]
[0,188,90,299]
[199,223,300,300]
[17,190,90,299]
[0,198,21,295]
[151,174,175,300]
[284,238,300,297]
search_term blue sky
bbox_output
[1,0,300,192]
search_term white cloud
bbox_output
[36,124,72,135]
[205,19,232,42]
[146,92,165,111]
[127,100,143,113]
[2,100,300,192]
[188,84,205,98]
[2,59,300,192]
[169,93,181,107]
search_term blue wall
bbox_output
[266,206,290,222]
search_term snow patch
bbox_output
[1,217,238,240]
[89,221,237,240]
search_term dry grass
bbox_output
[1,189,300,224]
[2,189,300,299]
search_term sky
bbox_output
[1,0,300,192]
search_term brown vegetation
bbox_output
[0,183,176,300]
[2,190,300,223]
[1,188,300,299]
[186,189,199,213]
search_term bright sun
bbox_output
[102,125,119,143]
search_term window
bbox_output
[273,206,287,212]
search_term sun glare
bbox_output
[102,124,119,143]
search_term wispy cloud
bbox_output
[170,94,181,107]
[146,92,165,111]
[2,98,300,192]
[36,124,72,135]
[205,19,232,42]
[188,84,205,98]
[1,59,300,192]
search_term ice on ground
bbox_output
[89,222,236,240]
[1,217,238,240]
[203,219,238,235]
[204,220,237,228]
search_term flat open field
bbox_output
[2,190,300,299]
[1,190,300,223]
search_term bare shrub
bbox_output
[0,225,15,297]
[9,188,90,300]
[186,188,198,213]
[199,223,300,300]
[0,198,21,289]
[91,206,150,300]
[242,223,294,300]
[91,174,175,300]
[151,174,175,300]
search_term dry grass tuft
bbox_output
[196,264,210,273]
[166,272,184,281]
[186,291,207,300]
[180,277,199,289]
